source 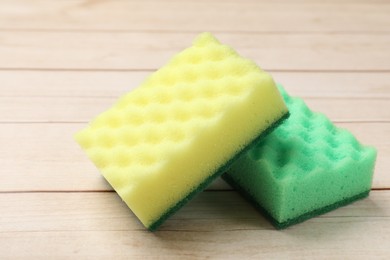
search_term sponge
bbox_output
[75,33,289,231]
[224,85,377,229]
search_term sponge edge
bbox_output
[224,84,377,229]
[149,112,290,231]
[75,33,289,230]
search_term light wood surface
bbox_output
[1,0,389,258]
[1,191,390,259]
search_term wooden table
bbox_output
[1,0,389,258]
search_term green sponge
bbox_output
[224,85,377,229]
[75,33,289,231]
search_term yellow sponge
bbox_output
[75,33,289,230]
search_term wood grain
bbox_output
[1,191,389,258]
[1,0,389,33]
[0,122,388,192]
[1,32,390,71]
[1,72,389,123]
[1,96,389,123]
[1,0,389,258]
[1,71,390,98]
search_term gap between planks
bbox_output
[1,70,389,98]
[1,0,390,33]
[1,190,389,259]
[0,31,390,71]
[1,28,390,35]
[0,188,389,194]
[0,122,388,191]
[1,96,388,123]
[2,68,390,73]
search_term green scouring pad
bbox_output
[223,85,377,229]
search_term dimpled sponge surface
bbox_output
[224,85,377,229]
[75,33,289,231]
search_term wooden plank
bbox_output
[1,32,390,70]
[1,70,390,98]
[0,96,388,123]
[0,122,388,192]
[304,98,390,122]
[1,70,388,123]
[0,191,389,258]
[0,122,229,192]
[0,0,388,258]
[0,0,389,33]
[273,72,390,98]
